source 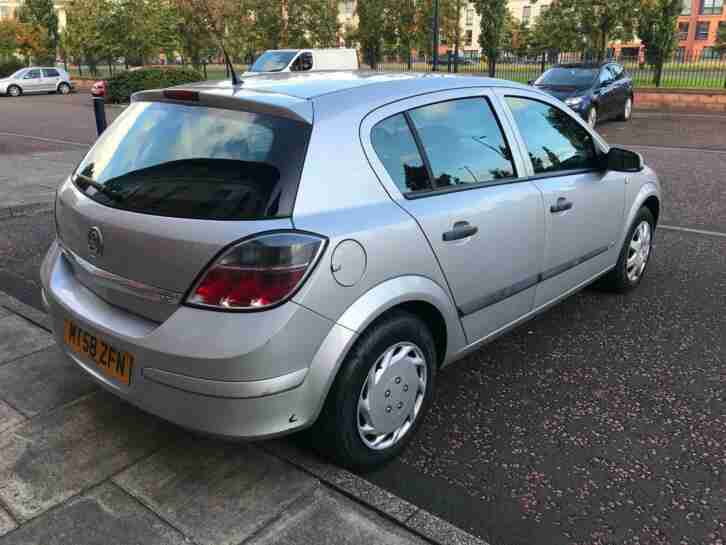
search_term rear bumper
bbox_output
[41,240,356,439]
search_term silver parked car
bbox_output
[0,66,73,96]
[41,72,661,468]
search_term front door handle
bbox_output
[443,221,478,242]
[550,197,573,213]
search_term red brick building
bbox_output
[676,0,726,58]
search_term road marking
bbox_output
[616,143,726,155]
[0,132,89,147]
[660,224,726,238]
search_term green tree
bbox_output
[356,0,392,68]
[472,0,508,75]
[0,20,20,61]
[638,0,682,85]
[715,22,726,55]
[307,0,340,47]
[17,0,58,63]
[414,0,460,59]
[528,0,637,59]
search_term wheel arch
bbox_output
[7,84,22,95]
[620,182,660,248]
[299,276,466,426]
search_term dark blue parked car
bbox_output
[532,62,634,128]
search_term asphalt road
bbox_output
[1,94,725,545]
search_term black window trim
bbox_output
[503,93,603,178]
[394,95,521,200]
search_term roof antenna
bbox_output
[220,44,240,86]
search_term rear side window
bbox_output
[371,114,430,194]
[407,98,516,188]
[505,97,599,175]
[43,69,60,77]
[73,102,311,220]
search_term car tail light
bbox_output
[187,232,326,310]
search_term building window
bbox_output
[678,22,690,40]
[696,21,710,39]
[682,0,692,14]
[466,7,474,25]
[464,30,473,46]
[342,0,354,16]
[676,46,687,60]
[522,5,531,25]
[700,0,723,14]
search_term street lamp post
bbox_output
[432,0,439,72]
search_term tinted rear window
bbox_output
[73,102,311,220]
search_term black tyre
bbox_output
[617,96,633,122]
[313,310,436,470]
[586,105,598,128]
[598,207,655,293]
[58,83,71,95]
[7,85,21,97]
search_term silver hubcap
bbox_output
[624,98,632,119]
[588,108,597,127]
[626,221,652,283]
[357,342,428,451]
[60,85,69,94]
[9,87,19,97]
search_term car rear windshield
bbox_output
[72,101,311,220]
[536,67,598,87]
[249,51,297,72]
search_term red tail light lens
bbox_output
[187,232,325,310]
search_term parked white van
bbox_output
[244,49,359,74]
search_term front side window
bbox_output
[25,69,41,79]
[371,114,430,194]
[678,22,690,40]
[72,102,311,219]
[291,52,313,71]
[407,98,517,188]
[505,97,599,175]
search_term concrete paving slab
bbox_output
[0,482,187,545]
[0,505,16,537]
[0,392,180,521]
[246,486,428,545]
[113,438,317,545]
[406,508,487,545]
[0,400,25,434]
[0,346,96,417]
[0,315,54,366]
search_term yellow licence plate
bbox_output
[63,320,134,385]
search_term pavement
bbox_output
[1,93,725,545]
[0,289,483,545]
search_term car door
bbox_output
[497,91,626,308]
[361,89,545,344]
[42,68,60,91]
[608,64,630,114]
[22,69,43,93]
[595,66,618,119]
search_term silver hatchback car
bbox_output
[42,72,661,468]
[0,67,73,97]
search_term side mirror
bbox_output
[606,147,643,172]
[527,79,534,86]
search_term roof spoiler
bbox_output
[132,87,314,125]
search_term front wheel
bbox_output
[598,207,655,292]
[7,85,21,97]
[312,311,436,470]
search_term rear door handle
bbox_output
[550,197,573,213]
[443,221,478,242]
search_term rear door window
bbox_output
[407,98,517,188]
[73,101,311,219]
[43,69,60,77]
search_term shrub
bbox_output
[105,67,203,104]
[0,59,26,78]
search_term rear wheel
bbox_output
[313,311,436,470]
[58,83,71,95]
[618,97,633,121]
[586,105,598,128]
[598,207,655,292]
[7,85,20,97]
